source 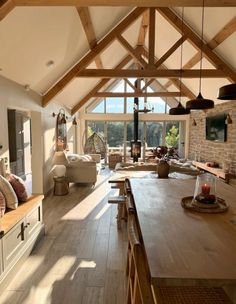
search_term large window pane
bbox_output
[91,99,105,113]
[165,122,180,149]
[107,122,124,155]
[112,80,124,92]
[147,97,166,113]
[106,97,124,113]
[146,122,163,148]
[86,121,105,139]
[126,97,134,113]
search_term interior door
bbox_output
[7,110,25,178]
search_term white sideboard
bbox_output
[0,195,44,293]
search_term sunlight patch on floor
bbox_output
[62,180,111,220]
[70,260,96,280]
[7,256,45,291]
[94,203,111,220]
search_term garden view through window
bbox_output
[85,78,184,161]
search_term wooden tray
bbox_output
[181,196,229,213]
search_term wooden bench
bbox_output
[108,195,127,229]
[0,195,44,293]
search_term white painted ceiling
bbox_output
[0,6,235,111]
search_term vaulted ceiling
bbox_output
[0,1,236,114]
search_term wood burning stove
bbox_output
[131,140,141,162]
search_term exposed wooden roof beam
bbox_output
[124,78,138,92]
[42,7,145,107]
[77,7,103,69]
[93,92,184,97]
[148,8,155,67]
[137,10,149,46]
[164,16,236,89]
[141,36,188,91]
[155,35,188,68]
[14,1,236,7]
[0,0,15,21]
[157,7,236,82]
[77,69,225,78]
[71,54,132,114]
[207,16,236,49]
[116,34,147,67]
[141,46,195,100]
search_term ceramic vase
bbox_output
[157,160,170,178]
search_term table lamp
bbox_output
[52,152,68,177]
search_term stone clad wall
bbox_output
[189,101,236,174]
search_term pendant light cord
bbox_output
[179,7,184,103]
[199,0,205,94]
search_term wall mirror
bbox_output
[56,108,67,151]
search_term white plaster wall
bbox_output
[0,76,75,194]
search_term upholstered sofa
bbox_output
[52,152,101,184]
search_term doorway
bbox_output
[7,109,32,194]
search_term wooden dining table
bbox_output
[129,178,236,292]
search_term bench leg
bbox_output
[116,203,127,229]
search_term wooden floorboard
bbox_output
[0,168,127,304]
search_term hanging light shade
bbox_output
[186,92,214,110]
[169,102,190,115]
[186,0,214,111]
[218,83,236,100]
[169,8,189,116]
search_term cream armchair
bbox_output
[52,152,101,184]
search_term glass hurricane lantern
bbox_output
[193,173,216,204]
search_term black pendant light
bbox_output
[169,7,189,115]
[186,0,214,110]
[169,102,190,115]
[218,83,236,100]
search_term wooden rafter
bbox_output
[77,68,225,78]
[164,16,236,89]
[124,78,138,92]
[137,10,149,46]
[141,47,195,100]
[0,0,14,21]
[157,7,236,83]
[148,8,155,67]
[116,34,147,68]
[71,54,132,114]
[77,7,103,69]
[93,92,184,97]
[140,34,188,94]
[14,1,236,7]
[1,1,234,22]
[42,7,145,107]
[155,35,188,69]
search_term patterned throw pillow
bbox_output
[7,174,28,202]
[0,175,18,209]
[0,190,6,217]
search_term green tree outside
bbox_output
[165,125,179,148]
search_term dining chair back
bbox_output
[126,214,155,304]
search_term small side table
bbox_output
[53,176,69,196]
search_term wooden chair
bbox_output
[126,213,155,304]
[126,209,232,304]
